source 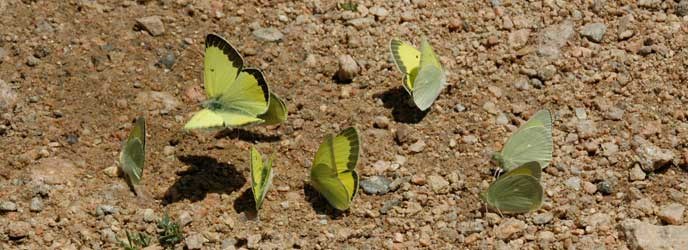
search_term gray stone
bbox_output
[8,221,30,239]
[631,198,656,215]
[26,55,41,66]
[0,200,17,212]
[537,20,574,58]
[335,55,359,82]
[597,180,613,195]
[638,0,662,9]
[252,27,284,42]
[408,140,426,153]
[136,16,165,36]
[580,23,607,43]
[158,51,175,69]
[428,175,449,194]
[583,213,611,229]
[0,79,17,113]
[96,204,118,216]
[565,177,581,190]
[622,219,688,249]
[508,29,530,49]
[538,65,557,81]
[533,212,553,225]
[514,78,530,91]
[678,0,688,16]
[360,176,392,195]
[380,199,402,214]
[605,107,624,121]
[462,135,478,144]
[629,164,646,181]
[347,17,374,28]
[388,176,410,192]
[495,218,526,240]
[373,116,390,129]
[178,211,193,226]
[247,234,262,248]
[576,120,598,139]
[369,6,389,17]
[459,221,485,234]
[143,208,156,222]
[30,197,43,212]
[601,142,619,157]
[496,113,509,125]
[100,228,118,243]
[185,233,208,249]
[658,203,685,225]
[574,108,587,120]
[633,136,675,172]
[483,102,499,115]
[135,91,180,115]
[453,103,466,112]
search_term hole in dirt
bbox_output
[373,87,429,124]
[303,183,346,219]
[215,128,281,143]
[163,155,246,205]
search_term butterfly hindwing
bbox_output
[310,127,361,210]
[258,93,288,125]
[250,146,273,210]
[120,117,146,194]
[218,68,270,117]
[486,162,543,214]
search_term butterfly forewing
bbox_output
[390,39,421,92]
[500,109,553,171]
[204,34,243,98]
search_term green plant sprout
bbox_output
[157,211,184,247]
[118,231,151,250]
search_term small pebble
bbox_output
[143,208,156,222]
[0,201,17,212]
[335,55,359,82]
[252,27,283,42]
[136,16,165,36]
[373,116,390,129]
[360,176,392,195]
[8,221,31,239]
[30,197,44,212]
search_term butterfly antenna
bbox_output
[497,208,504,218]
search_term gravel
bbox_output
[335,54,360,82]
[580,23,607,43]
[252,27,284,42]
[360,176,392,195]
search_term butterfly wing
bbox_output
[487,174,543,214]
[183,109,263,130]
[217,68,270,117]
[499,109,553,171]
[258,93,288,125]
[499,161,542,180]
[390,39,421,94]
[250,147,273,210]
[120,117,146,186]
[412,64,445,111]
[310,163,352,210]
[331,127,360,200]
[204,33,243,98]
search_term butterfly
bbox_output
[249,146,274,212]
[120,117,146,195]
[310,127,361,210]
[492,109,553,172]
[481,161,543,214]
[184,33,287,130]
[390,38,446,111]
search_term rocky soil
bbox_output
[1,0,688,249]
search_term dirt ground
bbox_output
[1,0,688,249]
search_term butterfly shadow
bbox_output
[232,188,259,220]
[303,183,346,220]
[215,128,281,143]
[373,87,430,124]
[163,155,246,205]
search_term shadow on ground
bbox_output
[163,155,246,205]
[215,128,281,143]
[374,87,429,124]
[303,183,346,220]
